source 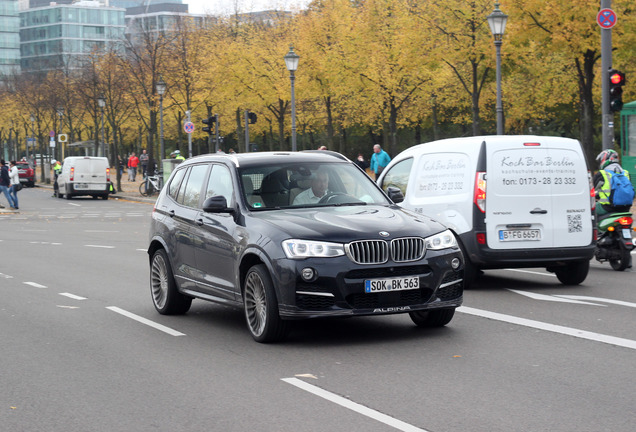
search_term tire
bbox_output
[554,260,589,285]
[409,308,456,327]
[65,192,72,200]
[101,193,109,200]
[243,264,289,343]
[610,249,631,271]
[139,181,148,197]
[150,249,192,315]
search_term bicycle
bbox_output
[139,172,163,197]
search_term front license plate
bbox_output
[365,276,419,293]
[622,229,632,240]
[499,229,541,241]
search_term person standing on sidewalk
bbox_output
[127,152,139,182]
[0,159,16,209]
[9,160,21,210]
[370,144,391,179]
[139,149,149,178]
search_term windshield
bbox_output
[238,162,390,209]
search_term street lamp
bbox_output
[156,76,167,160]
[29,113,35,160]
[97,94,106,157]
[284,46,300,152]
[487,1,508,135]
[56,106,64,160]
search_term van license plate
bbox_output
[74,183,89,190]
[499,229,541,241]
[365,276,419,293]
[623,229,632,239]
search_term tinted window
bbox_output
[205,165,234,205]
[381,158,413,196]
[168,167,187,200]
[179,164,209,208]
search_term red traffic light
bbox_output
[609,69,625,86]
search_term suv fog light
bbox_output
[451,258,461,270]
[301,267,316,281]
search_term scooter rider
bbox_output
[594,149,632,219]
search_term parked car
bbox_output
[55,156,110,200]
[16,161,35,187]
[377,135,595,286]
[148,151,465,342]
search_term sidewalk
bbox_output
[0,175,156,213]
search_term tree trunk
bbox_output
[575,50,598,164]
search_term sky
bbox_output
[183,0,311,15]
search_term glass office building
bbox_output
[20,2,125,73]
[0,0,21,77]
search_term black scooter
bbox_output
[594,212,634,271]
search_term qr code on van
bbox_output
[567,214,582,233]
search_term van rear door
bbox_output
[485,137,592,250]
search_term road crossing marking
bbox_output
[504,268,556,277]
[282,378,430,432]
[106,306,185,336]
[458,306,636,350]
[24,282,47,289]
[59,293,87,300]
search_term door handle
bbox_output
[168,210,175,217]
[196,218,204,226]
[530,209,547,214]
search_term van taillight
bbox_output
[474,172,486,213]
[70,167,74,181]
[523,142,541,146]
[106,167,110,182]
[587,170,595,211]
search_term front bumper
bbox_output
[274,249,464,319]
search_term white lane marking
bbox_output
[136,248,147,252]
[504,268,556,277]
[59,293,87,300]
[85,230,118,233]
[554,295,636,308]
[84,244,115,249]
[282,378,430,432]
[106,306,185,336]
[458,306,636,350]
[0,273,14,279]
[59,215,77,219]
[67,203,81,207]
[508,289,604,306]
[24,282,47,289]
[57,305,79,309]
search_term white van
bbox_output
[377,135,595,285]
[56,156,110,200]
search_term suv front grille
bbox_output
[346,237,425,264]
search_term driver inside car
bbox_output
[292,170,329,205]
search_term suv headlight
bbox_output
[425,230,458,250]
[282,239,345,259]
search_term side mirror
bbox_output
[386,186,404,204]
[202,195,234,213]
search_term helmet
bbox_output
[170,150,180,156]
[52,159,57,164]
[596,149,619,170]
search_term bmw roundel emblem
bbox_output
[379,231,390,237]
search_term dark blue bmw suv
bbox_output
[148,151,464,342]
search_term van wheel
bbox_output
[150,249,192,315]
[409,308,455,327]
[243,264,289,343]
[101,194,109,200]
[554,260,589,285]
[65,193,72,200]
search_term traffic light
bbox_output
[609,69,626,112]
[202,115,215,135]
[248,112,257,124]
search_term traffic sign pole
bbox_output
[185,111,193,158]
[599,1,614,150]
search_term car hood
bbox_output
[251,205,446,241]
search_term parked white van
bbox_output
[377,135,595,285]
[56,156,110,200]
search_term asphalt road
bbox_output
[2,187,635,432]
